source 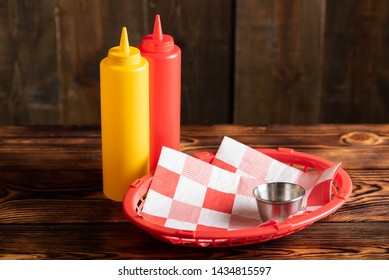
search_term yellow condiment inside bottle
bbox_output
[100,27,149,201]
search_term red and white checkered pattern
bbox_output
[141,147,262,231]
[213,137,341,209]
[141,137,341,231]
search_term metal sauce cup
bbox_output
[253,182,305,222]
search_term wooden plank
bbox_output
[234,0,325,124]
[181,123,389,137]
[0,125,388,224]
[0,2,14,124]
[1,125,388,170]
[146,0,234,124]
[320,0,389,123]
[0,125,101,137]
[1,124,389,171]
[0,223,387,259]
[57,0,100,125]
[234,0,276,124]
[0,125,387,260]
[57,0,146,125]
[0,0,60,125]
[0,168,387,224]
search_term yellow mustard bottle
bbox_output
[100,27,149,201]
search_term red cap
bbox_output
[140,14,174,52]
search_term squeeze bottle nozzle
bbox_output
[152,15,163,40]
[119,27,130,54]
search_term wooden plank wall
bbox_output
[0,0,388,125]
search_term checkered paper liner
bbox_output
[141,137,341,231]
[213,137,341,211]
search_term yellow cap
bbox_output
[108,27,140,65]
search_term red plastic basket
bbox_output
[123,147,352,247]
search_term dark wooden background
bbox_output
[1,0,388,125]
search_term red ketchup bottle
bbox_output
[139,14,181,171]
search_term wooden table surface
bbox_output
[0,124,388,260]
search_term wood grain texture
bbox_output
[0,125,388,259]
[320,0,389,123]
[234,0,325,124]
[234,0,389,124]
[0,223,387,259]
[0,0,60,124]
[57,0,146,125]
[1,1,388,125]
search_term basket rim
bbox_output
[122,147,352,244]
